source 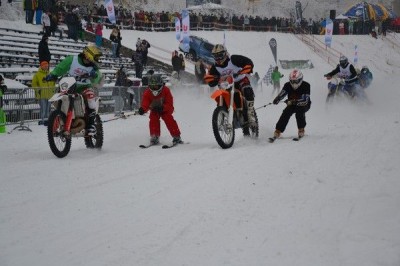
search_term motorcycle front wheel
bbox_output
[212,106,235,149]
[85,114,104,149]
[47,110,72,158]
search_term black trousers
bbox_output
[276,103,311,133]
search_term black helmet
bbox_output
[339,55,348,68]
[147,74,163,96]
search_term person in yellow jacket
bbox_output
[31,61,55,125]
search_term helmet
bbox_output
[83,45,102,65]
[361,66,369,74]
[212,44,228,65]
[339,55,348,68]
[147,74,163,96]
[289,69,303,89]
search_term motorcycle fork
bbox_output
[64,95,74,133]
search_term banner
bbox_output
[181,9,190,48]
[354,44,358,65]
[268,38,277,65]
[325,18,333,47]
[104,0,116,24]
[175,17,181,41]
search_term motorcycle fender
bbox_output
[211,89,231,106]
[48,93,66,103]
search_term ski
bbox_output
[139,143,158,149]
[161,141,188,149]
[268,137,277,143]
[292,136,303,141]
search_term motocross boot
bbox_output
[246,101,257,127]
[86,109,97,136]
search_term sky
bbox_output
[1,4,400,266]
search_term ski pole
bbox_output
[102,111,139,123]
[255,102,272,110]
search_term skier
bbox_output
[358,66,373,89]
[270,69,311,141]
[138,73,183,146]
[204,44,256,133]
[45,45,103,136]
[324,55,367,101]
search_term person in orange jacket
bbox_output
[138,72,183,145]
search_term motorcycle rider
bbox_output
[204,44,256,135]
[271,69,311,140]
[324,55,367,101]
[45,45,103,136]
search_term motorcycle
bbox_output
[326,76,369,104]
[47,75,103,158]
[210,73,259,149]
[325,76,353,104]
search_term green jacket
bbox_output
[271,70,283,83]
[50,54,102,93]
[31,68,56,100]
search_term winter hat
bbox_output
[40,61,49,69]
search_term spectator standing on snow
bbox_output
[38,34,51,64]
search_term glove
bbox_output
[324,74,332,79]
[89,69,97,78]
[152,105,163,113]
[273,97,280,105]
[44,74,55,82]
[138,107,145,115]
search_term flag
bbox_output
[263,65,274,85]
[354,44,358,65]
[181,9,190,48]
[325,18,333,47]
[104,0,116,24]
[268,38,277,65]
[175,17,181,41]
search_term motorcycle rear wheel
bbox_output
[212,106,235,149]
[47,110,72,158]
[85,114,104,149]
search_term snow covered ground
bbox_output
[1,17,400,266]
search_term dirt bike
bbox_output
[210,73,259,149]
[47,75,103,158]
[325,76,369,105]
[325,76,355,104]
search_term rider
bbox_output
[45,45,103,136]
[272,69,311,139]
[324,55,366,101]
[204,44,256,134]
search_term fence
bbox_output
[1,85,146,126]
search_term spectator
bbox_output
[23,0,36,24]
[271,66,284,96]
[38,34,51,64]
[179,53,185,72]
[171,50,181,79]
[113,67,130,117]
[110,27,120,57]
[95,19,103,47]
[339,20,345,35]
[133,52,143,79]
[116,27,122,57]
[138,39,150,68]
[194,59,206,84]
[49,12,63,39]
[0,74,7,110]
[32,61,55,125]
[41,10,51,36]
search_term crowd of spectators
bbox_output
[23,0,400,37]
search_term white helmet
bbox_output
[289,69,303,89]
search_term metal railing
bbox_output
[1,85,146,127]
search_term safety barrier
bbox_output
[1,86,146,127]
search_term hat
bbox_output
[40,61,49,69]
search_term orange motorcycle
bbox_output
[209,73,259,149]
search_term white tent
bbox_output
[335,14,349,19]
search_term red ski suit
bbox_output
[140,85,181,137]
